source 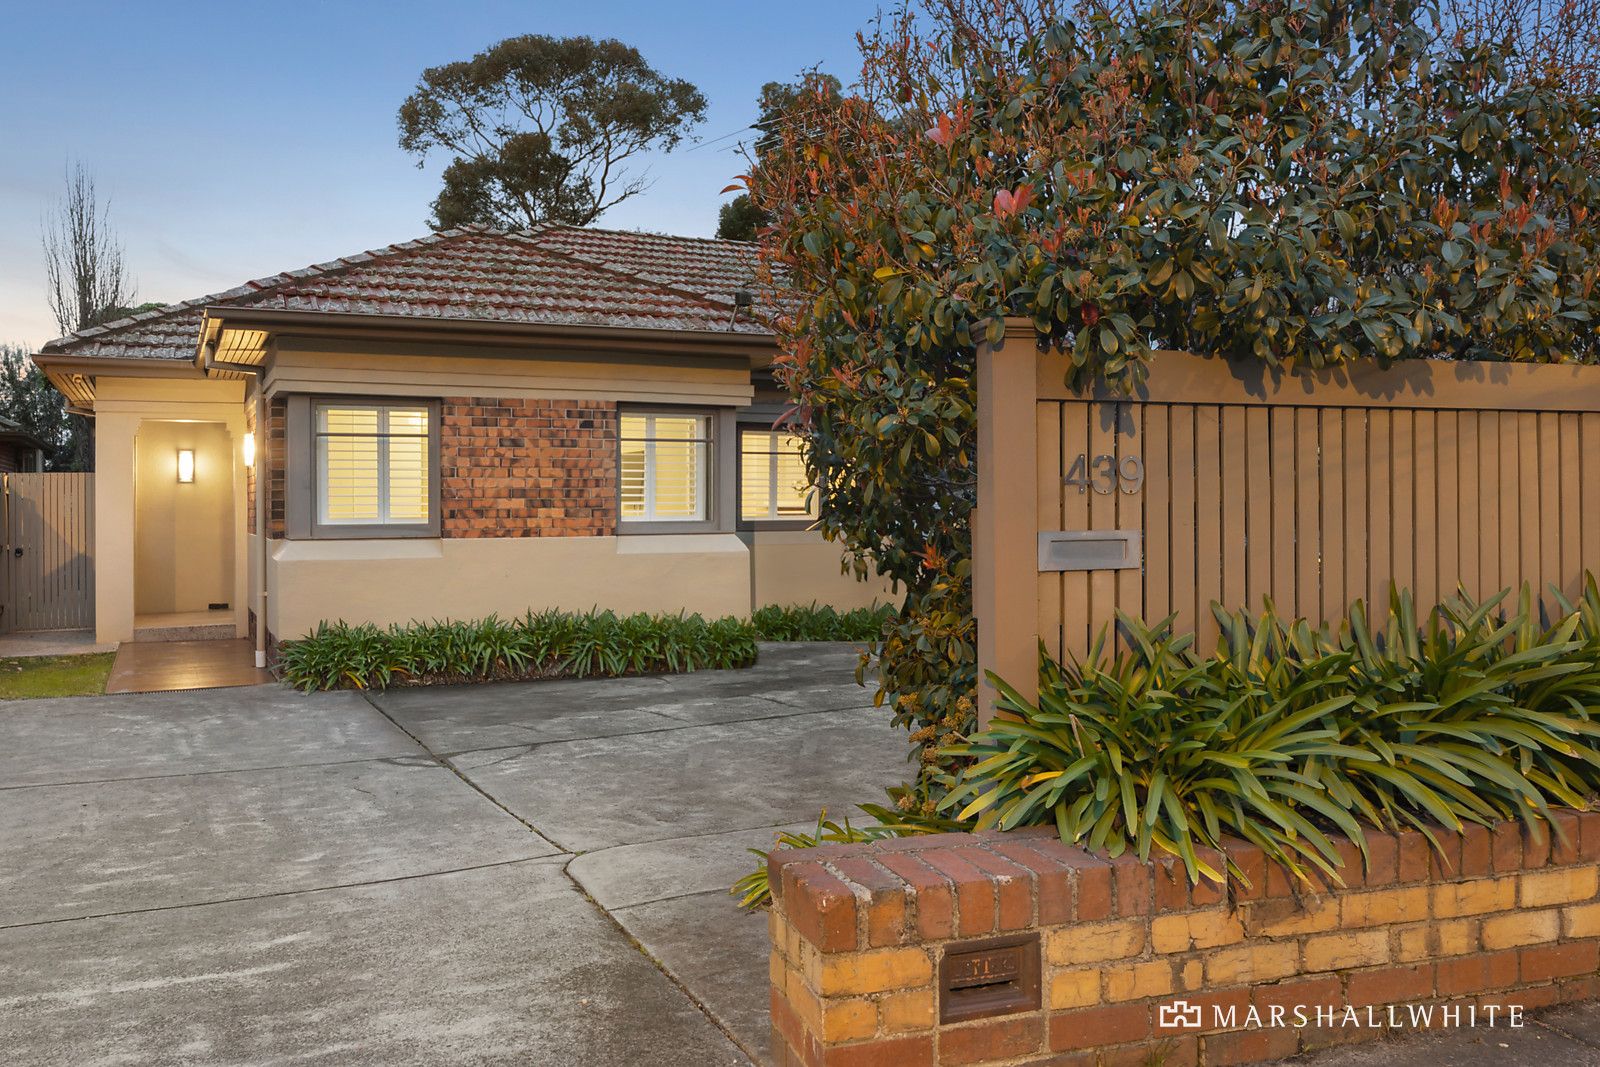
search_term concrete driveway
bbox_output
[0,643,909,1066]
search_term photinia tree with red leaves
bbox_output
[742,0,1600,812]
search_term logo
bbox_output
[1157,998,1525,1033]
[1158,1000,1203,1030]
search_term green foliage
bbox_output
[944,584,1600,888]
[745,0,1600,809]
[277,609,757,692]
[398,34,706,230]
[751,602,894,642]
[0,652,113,700]
[0,344,88,471]
[716,195,766,241]
[715,76,843,240]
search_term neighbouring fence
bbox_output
[975,320,1600,723]
[768,819,1600,1067]
[0,472,95,633]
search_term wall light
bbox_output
[242,432,256,469]
[177,449,195,484]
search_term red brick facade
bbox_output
[439,397,617,537]
[258,395,618,538]
[265,398,286,537]
[245,402,256,534]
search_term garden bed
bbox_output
[277,602,894,692]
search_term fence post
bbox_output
[974,319,1040,727]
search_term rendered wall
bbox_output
[266,341,755,407]
[133,421,235,615]
[265,533,753,638]
[94,376,249,642]
[747,530,898,612]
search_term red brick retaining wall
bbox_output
[767,816,1600,1066]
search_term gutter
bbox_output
[200,306,778,359]
[32,353,207,373]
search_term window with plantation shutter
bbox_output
[315,402,432,529]
[619,413,710,523]
[739,429,817,522]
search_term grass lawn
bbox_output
[0,653,115,699]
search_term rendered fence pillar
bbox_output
[974,320,1040,727]
[93,412,138,643]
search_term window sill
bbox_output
[308,525,440,540]
[615,533,746,555]
[617,521,721,535]
[739,518,820,533]
[273,538,444,562]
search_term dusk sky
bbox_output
[0,0,872,349]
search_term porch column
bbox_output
[95,413,139,643]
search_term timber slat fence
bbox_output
[975,320,1600,724]
[2,472,95,633]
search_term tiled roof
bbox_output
[0,414,43,445]
[38,225,768,362]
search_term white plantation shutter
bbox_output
[619,414,709,522]
[740,429,817,521]
[317,403,431,526]
[773,433,812,516]
[741,444,773,519]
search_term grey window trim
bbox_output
[735,422,820,532]
[617,406,735,535]
[286,394,442,540]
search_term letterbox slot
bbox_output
[939,933,1041,1024]
[1037,529,1142,572]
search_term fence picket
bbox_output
[1,473,95,632]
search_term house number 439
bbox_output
[1064,453,1144,495]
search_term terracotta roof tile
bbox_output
[38,225,768,362]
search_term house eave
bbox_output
[198,306,779,374]
[32,352,216,413]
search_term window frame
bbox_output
[616,406,734,535]
[287,395,441,540]
[736,424,820,531]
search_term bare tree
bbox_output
[1439,0,1600,91]
[41,163,134,336]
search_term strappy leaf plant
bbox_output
[942,582,1600,889]
[276,602,885,692]
[751,602,895,642]
[277,609,760,692]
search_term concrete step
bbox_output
[132,623,237,643]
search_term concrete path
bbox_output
[0,628,115,657]
[0,642,909,1065]
[368,640,909,1060]
[1278,1008,1600,1065]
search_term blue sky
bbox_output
[0,0,872,348]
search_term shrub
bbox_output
[744,0,1600,815]
[942,584,1600,888]
[751,602,894,642]
[276,609,759,692]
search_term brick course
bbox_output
[439,397,616,537]
[266,397,285,536]
[245,401,256,535]
[768,816,1600,1066]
